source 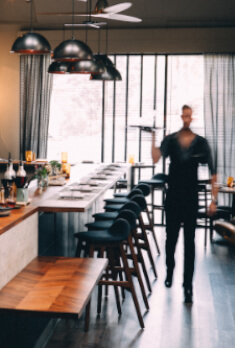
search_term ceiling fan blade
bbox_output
[89,24,101,29]
[37,12,88,16]
[104,2,132,14]
[105,13,142,22]
[64,21,106,28]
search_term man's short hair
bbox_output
[182,105,192,112]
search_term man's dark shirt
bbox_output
[160,131,215,195]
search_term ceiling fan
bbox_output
[37,0,142,23]
[64,0,108,29]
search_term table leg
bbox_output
[232,194,235,217]
[85,298,91,332]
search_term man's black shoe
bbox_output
[164,273,173,288]
[184,287,193,303]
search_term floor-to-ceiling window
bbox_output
[47,54,204,177]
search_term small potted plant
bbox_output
[34,164,51,189]
[49,160,62,177]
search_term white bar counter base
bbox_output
[0,212,38,290]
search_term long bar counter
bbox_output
[0,163,127,348]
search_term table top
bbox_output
[130,163,155,169]
[206,184,235,194]
[218,186,235,194]
[29,164,127,213]
[0,256,108,319]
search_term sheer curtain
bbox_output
[204,54,235,187]
[20,55,52,159]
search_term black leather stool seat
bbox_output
[93,211,119,221]
[104,188,142,205]
[114,183,150,198]
[93,201,141,221]
[87,207,139,231]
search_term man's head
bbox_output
[181,105,193,129]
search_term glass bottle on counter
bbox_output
[16,160,27,188]
[4,152,16,180]
[0,186,5,205]
[6,184,16,207]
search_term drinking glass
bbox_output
[25,150,33,162]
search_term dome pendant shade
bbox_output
[11,32,51,54]
[48,61,70,74]
[53,39,93,62]
[90,65,122,81]
[95,0,109,13]
[93,54,114,67]
[68,60,105,74]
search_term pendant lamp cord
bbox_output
[98,29,100,54]
[29,0,33,32]
[72,0,75,39]
[85,0,90,44]
[105,24,108,55]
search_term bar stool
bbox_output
[105,194,159,278]
[139,173,168,226]
[74,218,146,329]
[86,205,153,293]
[105,192,160,256]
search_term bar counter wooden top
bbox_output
[0,163,127,235]
[0,205,38,236]
[28,165,126,213]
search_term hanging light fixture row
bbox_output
[11,0,122,80]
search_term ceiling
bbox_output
[1,0,235,31]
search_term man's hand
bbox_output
[207,201,217,216]
[151,131,162,163]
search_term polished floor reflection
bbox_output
[45,226,235,348]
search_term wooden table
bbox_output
[0,256,108,331]
[130,164,155,189]
[207,185,235,216]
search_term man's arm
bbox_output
[207,173,219,216]
[151,131,162,163]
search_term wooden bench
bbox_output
[0,256,108,332]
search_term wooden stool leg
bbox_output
[132,228,152,293]
[75,239,84,257]
[97,247,105,315]
[108,247,122,315]
[139,214,158,278]
[146,206,161,255]
[127,235,149,310]
[119,243,145,329]
[114,247,125,300]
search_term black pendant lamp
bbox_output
[53,0,93,62]
[90,65,122,81]
[68,60,104,74]
[48,61,70,74]
[90,26,122,81]
[68,26,105,74]
[94,0,109,13]
[11,0,51,54]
